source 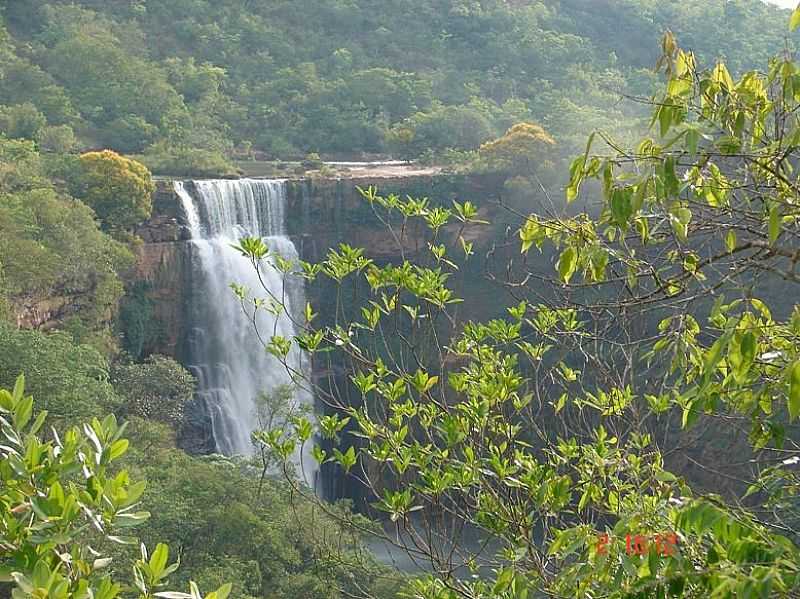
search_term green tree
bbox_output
[0,324,118,424]
[112,355,195,428]
[164,57,227,104]
[0,139,132,335]
[0,103,47,140]
[36,124,76,153]
[140,142,236,178]
[0,323,119,424]
[103,115,159,154]
[124,417,399,599]
[1,0,796,160]
[390,103,497,156]
[0,374,230,599]
[477,122,555,176]
[235,26,800,599]
[0,59,77,126]
[42,17,184,131]
[76,150,155,230]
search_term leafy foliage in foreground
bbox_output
[0,375,230,599]
[235,27,800,599]
[0,321,399,599]
[0,371,394,599]
[126,418,397,599]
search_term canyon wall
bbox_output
[128,173,507,501]
[131,184,193,359]
[133,173,506,359]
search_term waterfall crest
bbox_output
[175,179,316,487]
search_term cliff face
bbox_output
[131,241,191,358]
[285,173,505,261]
[9,173,505,337]
[128,173,511,502]
[134,174,506,357]
[13,295,83,331]
[129,183,193,359]
[8,182,190,347]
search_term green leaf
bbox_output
[611,188,633,229]
[12,374,25,402]
[791,7,800,31]
[740,332,756,368]
[703,337,727,383]
[293,416,313,442]
[590,249,608,281]
[685,127,700,155]
[423,375,439,392]
[566,156,585,203]
[682,403,696,429]
[312,445,327,464]
[14,396,33,430]
[334,446,357,472]
[655,470,678,483]
[789,361,800,421]
[29,410,48,435]
[149,543,170,579]
[725,230,737,253]
[712,62,735,90]
[558,247,578,284]
[493,568,515,594]
[670,206,692,242]
[212,583,232,599]
[109,439,129,460]
[663,155,681,196]
[658,104,673,137]
[554,393,568,414]
[122,481,147,508]
[769,204,781,244]
[0,389,13,411]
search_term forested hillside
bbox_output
[0,138,397,597]
[0,0,794,168]
[4,2,800,598]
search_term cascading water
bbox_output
[175,179,317,487]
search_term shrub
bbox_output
[477,121,556,176]
[141,144,237,177]
[0,102,47,140]
[76,150,155,230]
[0,374,230,599]
[112,355,195,427]
[300,152,323,169]
[36,124,76,153]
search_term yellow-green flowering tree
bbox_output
[477,122,555,176]
[77,150,155,230]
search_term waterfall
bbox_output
[175,179,317,487]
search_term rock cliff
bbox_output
[133,174,505,357]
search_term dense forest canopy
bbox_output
[3,1,800,598]
[0,0,796,167]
